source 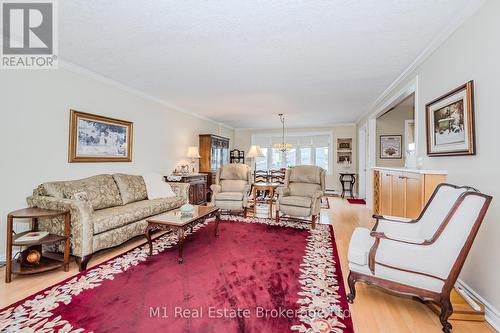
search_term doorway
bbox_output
[357,125,367,199]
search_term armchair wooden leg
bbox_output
[311,215,317,229]
[275,210,280,223]
[439,295,453,333]
[347,271,357,304]
[243,207,247,218]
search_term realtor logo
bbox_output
[1,0,58,69]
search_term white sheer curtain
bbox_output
[252,133,331,171]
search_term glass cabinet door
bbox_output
[222,147,229,165]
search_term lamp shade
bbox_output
[187,146,201,158]
[247,145,264,158]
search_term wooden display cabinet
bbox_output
[199,134,230,201]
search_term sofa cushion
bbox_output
[289,183,321,197]
[279,205,311,217]
[220,164,249,180]
[214,192,244,201]
[280,195,312,208]
[289,165,322,184]
[93,197,184,234]
[113,174,148,204]
[142,172,176,199]
[40,174,122,210]
[63,189,93,208]
[220,179,248,193]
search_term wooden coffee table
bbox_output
[145,205,220,263]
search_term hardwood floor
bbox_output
[0,197,495,333]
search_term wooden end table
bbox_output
[6,208,71,283]
[252,182,281,218]
[144,206,220,264]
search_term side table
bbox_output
[339,173,356,199]
[6,208,71,283]
[252,182,281,218]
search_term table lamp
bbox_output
[187,146,201,174]
[247,145,264,171]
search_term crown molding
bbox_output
[58,60,234,130]
[356,0,486,124]
[234,122,356,131]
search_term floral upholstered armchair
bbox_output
[275,165,326,228]
[210,164,252,216]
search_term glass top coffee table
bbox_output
[145,205,220,264]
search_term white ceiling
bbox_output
[59,0,483,128]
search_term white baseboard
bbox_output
[0,253,5,265]
[456,279,500,332]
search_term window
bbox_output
[251,132,331,172]
[285,148,296,167]
[315,147,329,171]
[255,148,268,170]
[300,148,312,165]
[270,148,282,169]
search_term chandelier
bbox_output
[273,113,293,152]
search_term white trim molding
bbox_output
[456,279,500,332]
[59,60,234,130]
[358,0,486,123]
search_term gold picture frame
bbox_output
[69,110,133,163]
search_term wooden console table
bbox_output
[165,174,208,205]
[5,208,70,283]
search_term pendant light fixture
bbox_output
[273,113,293,152]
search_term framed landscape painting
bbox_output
[380,135,402,159]
[426,81,475,156]
[69,110,133,162]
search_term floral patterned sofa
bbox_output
[27,174,189,270]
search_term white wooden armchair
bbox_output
[347,183,492,333]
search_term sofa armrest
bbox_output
[167,182,190,204]
[26,195,94,257]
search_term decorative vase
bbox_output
[180,203,195,216]
[26,249,41,265]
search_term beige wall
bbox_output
[376,102,414,167]
[358,0,500,314]
[234,124,357,192]
[0,66,233,260]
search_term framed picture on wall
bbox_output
[68,110,133,162]
[425,81,475,156]
[337,152,352,164]
[337,138,352,151]
[380,135,402,159]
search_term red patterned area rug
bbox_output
[0,217,354,333]
[347,199,366,205]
